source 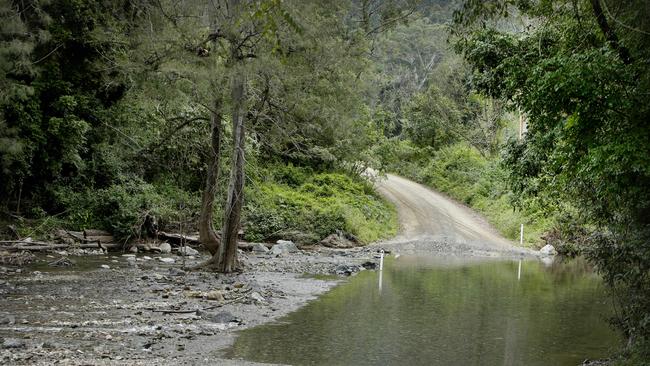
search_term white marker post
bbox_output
[379,250,384,271]
[517,260,522,281]
[520,224,524,246]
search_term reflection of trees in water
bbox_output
[228,260,617,365]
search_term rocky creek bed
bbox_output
[0,245,381,365]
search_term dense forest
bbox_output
[1,0,648,362]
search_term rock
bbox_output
[159,242,172,254]
[270,241,298,255]
[204,290,224,301]
[252,243,269,253]
[178,246,199,256]
[361,261,377,270]
[168,268,186,277]
[48,257,75,267]
[143,256,152,260]
[100,264,110,269]
[320,233,355,248]
[540,256,555,267]
[199,311,240,324]
[0,315,15,325]
[158,257,175,264]
[539,244,558,256]
[128,246,138,253]
[250,292,266,303]
[2,338,26,349]
[334,264,361,276]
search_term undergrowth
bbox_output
[10,164,397,245]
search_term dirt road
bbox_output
[376,174,534,258]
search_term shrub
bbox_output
[243,167,397,244]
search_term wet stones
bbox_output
[333,264,362,276]
[48,257,75,267]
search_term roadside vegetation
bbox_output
[364,0,650,361]
[376,140,551,246]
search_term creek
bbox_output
[224,256,619,365]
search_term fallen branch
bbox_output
[158,232,200,246]
[147,291,251,314]
[0,240,109,251]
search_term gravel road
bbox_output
[375,174,535,258]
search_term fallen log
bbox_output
[157,232,200,246]
[83,229,111,237]
[84,235,114,243]
[0,240,109,251]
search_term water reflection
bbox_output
[225,257,619,366]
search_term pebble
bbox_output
[158,257,175,264]
[100,265,110,269]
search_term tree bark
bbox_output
[215,67,247,273]
[590,0,632,65]
[198,98,222,255]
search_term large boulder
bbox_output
[539,244,558,256]
[320,233,355,248]
[270,240,298,255]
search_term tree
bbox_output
[453,0,650,355]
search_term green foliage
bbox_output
[453,0,650,357]
[52,177,200,242]
[244,167,397,244]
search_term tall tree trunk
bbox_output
[590,0,632,64]
[215,69,246,273]
[198,98,222,255]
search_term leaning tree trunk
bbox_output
[198,98,222,255]
[215,69,246,273]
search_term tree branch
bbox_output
[590,0,632,65]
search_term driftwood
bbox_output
[158,232,200,246]
[0,240,107,252]
[0,240,106,252]
[83,229,111,237]
[85,235,114,243]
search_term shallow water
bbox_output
[225,256,619,366]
